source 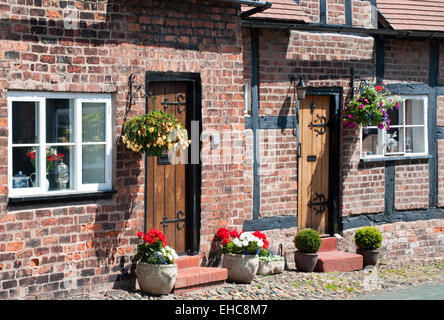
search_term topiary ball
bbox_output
[293,228,321,253]
[354,226,382,250]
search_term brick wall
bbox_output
[327,0,346,25]
[338,219,444,261]
[439,42,444,84]
[0,0,246,299]
[384,39,430,84]
[394,161,429,210]
[352,0,373,28]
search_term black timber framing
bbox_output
[345,0,352,26]
[320,0,327,25]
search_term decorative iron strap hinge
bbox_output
[160,210,186,231]
[308,114,328,136]
[308,193,328,214]
[161,93,187,113]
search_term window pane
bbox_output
[46,146,73,191]
[82,103,106,142]
[405,99,424,125]
[12,101,39,144]
[406,127,425,153]
[12,146,39,188]
[362,128,383,156]
[387,103,403,126]
[385,128,404,154]
[46,99,73,143]
[82,145,105,184]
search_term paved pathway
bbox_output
[358,282,444,300]
[64,259,444,300]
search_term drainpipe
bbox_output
[218,0,272,18]
[218,0,271,7]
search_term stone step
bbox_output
[174,266,228,294]
[319,237,338,252]
[315,250,363,272]
[175,256,199,270]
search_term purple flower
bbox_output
[395,102,399,110]
[379,102,383,108]
[348,114,355,119]
[378,123,384,129]
[359,104,364,109]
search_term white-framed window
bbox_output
[8,92,112,197]
[360,95,428,159]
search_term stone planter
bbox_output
[294,251,318,272]
[135,262,177,295]
[356,248,379,266]
[257,259,285,275]
[222,254,259,284]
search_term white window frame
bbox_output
[8,91,112,198]
[360,95,428,160]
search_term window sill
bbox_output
[8,190,117,206]
[360,154,431,163]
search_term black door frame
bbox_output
[304,87,342,235]
[145,71,202,255]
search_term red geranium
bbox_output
[139,229,167,246]
[253,230,267,240]
[216,227,230,240]
[222,238,231,246]
[136,232,144,238]
[230,230,240,238]
[375,85,383,92]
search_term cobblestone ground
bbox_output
[65,259,444,300]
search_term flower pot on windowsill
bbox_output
[135,261,177,295]
[257,259,285,276]
[222,254,259,284]
[356,248,379,267]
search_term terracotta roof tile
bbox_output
[241,0,311,23]
[377,0,444,32]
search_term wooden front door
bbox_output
[145,81,190,253]
[298,95,331,236]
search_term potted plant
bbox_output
[216,228,265,284]
[293,228,321,272]
[134,229,178,295]
[122,109,190,156]
[344,82,400,130]
[257,249,285,276]
[354,226,383,266]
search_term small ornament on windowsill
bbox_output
[52,158,69,189]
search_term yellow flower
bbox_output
[149,127,154,133]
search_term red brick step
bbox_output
[173,256,228,294]
[315,250,363,272]
[314,236,363,272]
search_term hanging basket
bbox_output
[122,109,190,156]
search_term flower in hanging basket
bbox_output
[216,227,268,255]
[122,110,190,156]
[344,82,401,130]
[134,229,178,264]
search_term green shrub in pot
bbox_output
[354,226,382,250]
[293,228,321,272]
[354,226,382,266]
[293,228,322,253]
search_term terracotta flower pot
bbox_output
[356,248,379,266]
[257,259,285,275]
[294,251,318,272]
[135,262,177,295]
[222,254,259,284]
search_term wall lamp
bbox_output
[290,75,307,101]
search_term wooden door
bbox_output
[145,81,190,253]
[298,95,331,236]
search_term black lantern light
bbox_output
[290,75,307,101]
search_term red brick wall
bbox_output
[439,42,444,85]
[338,219,444,261]
[351,0,373,28]
[384,39,430,84]
[327,0,346,25]
[394,161,429,210]
[0,0,246,299]
[437,96,444,208]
